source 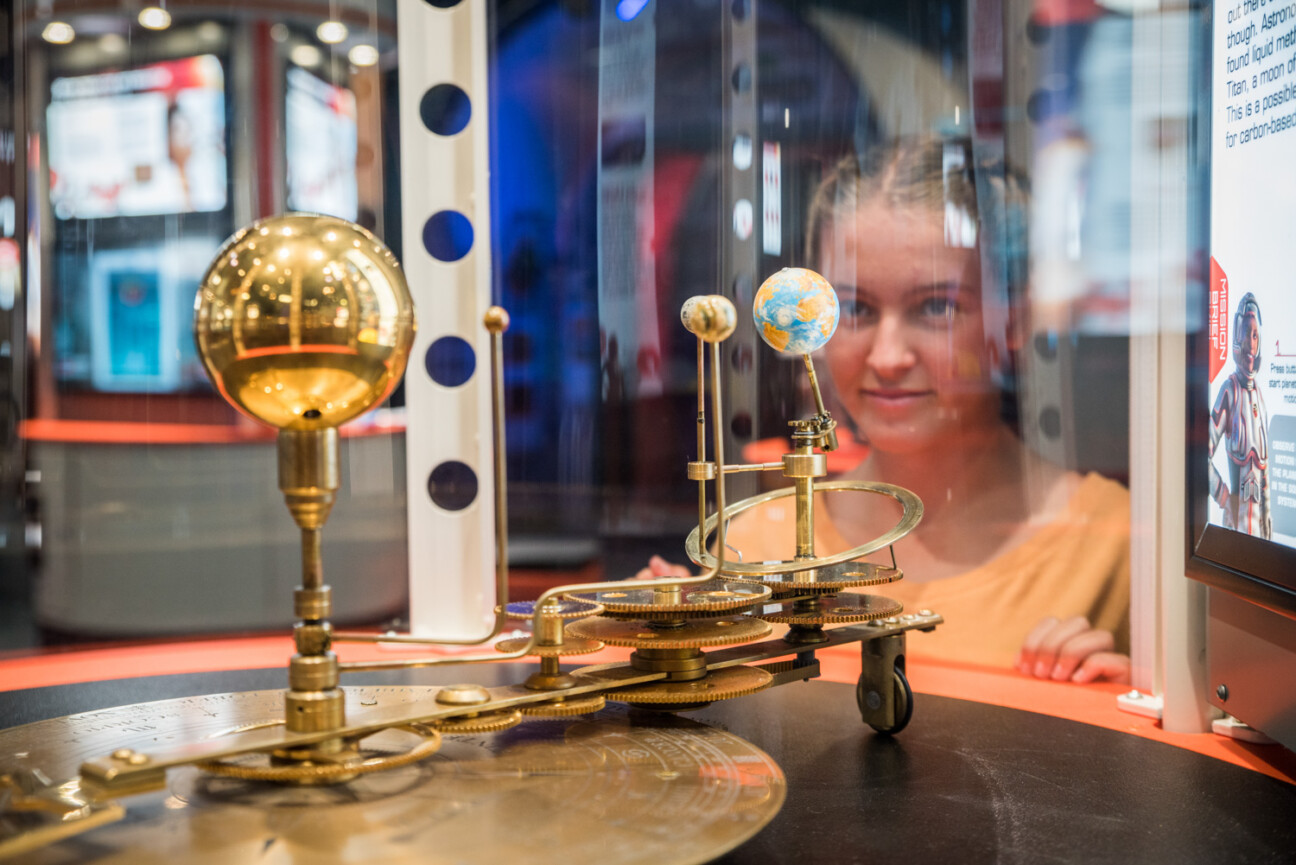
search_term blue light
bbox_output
[616,0,650,21]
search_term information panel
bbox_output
[1208,0,1296,546]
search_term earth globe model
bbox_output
[752,267,839,354]
[194,213,416,431]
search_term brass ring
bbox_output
[684,480,922,577]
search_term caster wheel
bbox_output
[858,666,913,735]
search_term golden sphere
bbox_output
[680,295,738,343]
[483,306,511,334]
[194,214,416,431]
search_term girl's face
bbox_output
[820,200,1002,457]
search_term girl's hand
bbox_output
[1016,616,1130,684]
[632,555,693,580]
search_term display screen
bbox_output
[63,238,221,393]
[105,269,162,379]
[1190,0,1296,613]
[46,55,228,220]
[285,67,358,220]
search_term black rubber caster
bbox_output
[858,665,913,735]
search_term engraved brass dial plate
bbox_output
[1,688,785,865]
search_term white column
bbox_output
[398,0,496,639]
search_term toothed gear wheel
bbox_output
[495,635,605,657]
[566,615,771,649]
[610,664,773,707]
[722,561,903,592]
[427,709,523,734]
[758,593,903,625]
[565,581,771,617]
[519,694,608,717]
[504,599,605,620]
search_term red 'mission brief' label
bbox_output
[1209,256,1229,383]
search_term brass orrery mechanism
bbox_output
[0,232,941,859]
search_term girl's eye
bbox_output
[838,295,874,320]
[918,296,958,319]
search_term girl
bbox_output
[647,138,1130,683]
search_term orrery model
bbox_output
[0,215,941,864]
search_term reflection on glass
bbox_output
[10,0,406,645]
[1,1,1154,662]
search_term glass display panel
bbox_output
[1,0,1141,672]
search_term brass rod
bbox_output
[709,340,729,557]
[794,477,814,559]
[697,336,707,545]
[723,462,784,474]
[301,527,323,592]
[803,353,827,417]
[489,308,510,633]
[335,632,454,644]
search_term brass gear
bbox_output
[427,709,523,735]
[758,593,903,625]
[565,581,771,618]
[495,635,605,657]
[505,599,605,620]
[595,606,766,622]
[519,694,608,717]
[723,560,903,592]
[566,615,771,649]
[609,664,773,707]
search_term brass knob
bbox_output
[194,213,417,430]
[483,305,510,334]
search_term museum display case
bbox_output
[1,0,1294,862]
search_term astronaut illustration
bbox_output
[1210,292,1271,538]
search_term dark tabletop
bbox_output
[2,666,1294,865]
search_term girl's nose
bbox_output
[866,316,917,379]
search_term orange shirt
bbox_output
[722,472,1130,668]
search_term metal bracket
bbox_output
[858,632,905,729]
[1211,715,1278,745]
[1116,689,1163,720]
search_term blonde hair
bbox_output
[805,137,1028,306]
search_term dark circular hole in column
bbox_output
[732,132,753,170]
[1026,16,1051,44]
[422,211,474,262]
[1026,88,1066,125]
[428,460,478,511]
[1033,331,1059,361]
[732,343,754,374]
[731,411,753,439]
[425,335,476,387]
[423,0,464,8]
[1038,406,1062,440]
[731,63,752,94]
[419,83,472,136]
[733,272,753,306]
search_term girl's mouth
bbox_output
[862,388,933,402]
